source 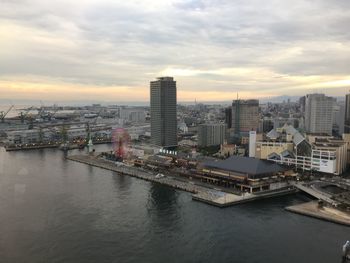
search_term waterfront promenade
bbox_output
[291,181,338,205]
[67,154,297,207]
[67,154,239,206]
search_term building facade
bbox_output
[225,107,232,129]
[120,108,146,123]
[150,77,177,148]
[231,99,259,135]
[345,94,350,133]
[256,126,348,175]
[198,123,227,147]
[305,94,335,135]
[332,102,345,136]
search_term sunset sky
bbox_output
[1,0,350,102]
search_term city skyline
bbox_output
[1,1,350,262]
[1,0,350,102]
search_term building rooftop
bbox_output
[306,133,332,136]
[156,76,174,81]
[266,129,279,140]
[203,156,285,178]
[314,142,345,148]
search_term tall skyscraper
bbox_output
[150,77,177,148]
[299,96,306,114]
[304,94,335,135]
[225,107,232,129]
[231,99,259,135]
[333,102,345,136]
[345,93,350,133]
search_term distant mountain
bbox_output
[259,95,301,103]
[0,94,345,107]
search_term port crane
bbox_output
[48,107,60,121]
[85,108,104,145]
[0,105,14,123]
[38,101,57,121]
[18,106,34,123]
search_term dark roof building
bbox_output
[202,156,285,180]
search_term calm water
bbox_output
[0,145,348,263]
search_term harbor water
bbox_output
[0,145,348,263]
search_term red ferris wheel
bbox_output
[112,128,130,160]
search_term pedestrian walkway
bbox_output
[291,182,337,205]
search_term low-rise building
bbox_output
[6,129,41,144]
[219,144,246,157]
[255,141,294,159]
[199,156,287,193]
[257,125,348,175]
[313,139,348,175]
[120,108,146,123]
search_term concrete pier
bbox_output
[5,143,60,151]
[286,201,350,226]
[193,187,297,207]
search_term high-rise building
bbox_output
[260,117,274,133]
[299,96,306,113]
[333,102,345,136]
[304,94,335,135]
[225,107,232,129]
[198,123,227,147]
[150,77,177,148]
[345,94,350,133]
[231,99,259,135]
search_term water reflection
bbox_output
[87,165,94,176]
[37,149,46,161]
[111,172,132,193]
[147,184,181,230]
[148,184,178,210]
[61,151,69,174]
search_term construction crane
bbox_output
[0,105,14,123]
[18,106,34,123]
[85,108,104,144]
[38,100,52,121]
[47,106,60,121]
[59,125,69,143]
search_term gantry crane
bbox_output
[18,106,34,123]
[85,108,103,144]
[0,105,14,123]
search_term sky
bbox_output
[1,0,350,103]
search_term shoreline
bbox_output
[67,154,297,207]
[286,201,350,227]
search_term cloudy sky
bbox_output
[1,0,350,102]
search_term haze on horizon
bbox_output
[1,0,350,103]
